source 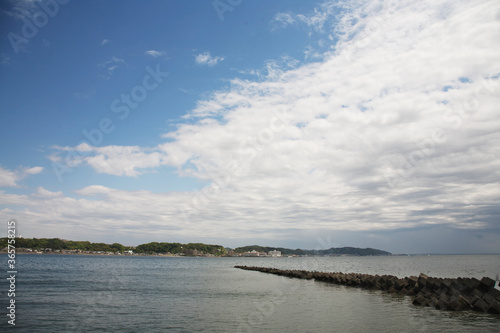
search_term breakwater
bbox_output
[234,266,500,314]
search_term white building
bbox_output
[268,250,281,257]
[243,250,266,257]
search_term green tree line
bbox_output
[1,238,389,256]
[313,247,391,256]
[0,238,130,252]
[233,245,391,256]
[135,242,226,256]
[0,238,226,255]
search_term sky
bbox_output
[0,0,499,254]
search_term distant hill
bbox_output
[1,237,390,256]
[234,245,307,256]
[310,247,391,256]
[0,237,132,253]
[0,238,226,256]
[234,245,391,256]
[135,242,225,255]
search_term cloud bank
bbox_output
[2,0,500,252]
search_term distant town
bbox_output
[0,237,392,257]
[229,249,284,257]
[7,248,288,257]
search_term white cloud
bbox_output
[35,187,63,198]
[0,166,17,187]
[156,0,500,237]
[0,185,199,242]
[145,50,165,58]
[11,0,500,251]
[195,52,224,67]
[24,166,43,175]
[4,0,42,20]
[105,56,124,65]
[272,12,296,29]
[0,165,44,187]
[99,56,125,79]
[53,143,166,177]
[237,56,301,81]
[272,1,339,32]
[101,39,111,45]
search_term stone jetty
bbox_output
[234,266,500,314]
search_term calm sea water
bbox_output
[1,254,499,332]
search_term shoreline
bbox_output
[0,251,218,257]
[2,251,499,257]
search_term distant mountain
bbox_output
[233,245,391,256]
[309,247,391,256]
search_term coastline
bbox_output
[0,250,211,257]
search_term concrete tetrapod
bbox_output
[234,266,500,313]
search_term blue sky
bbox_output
[1,0,500,253]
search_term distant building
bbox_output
[243,250,266,257]
[268,250,281,257]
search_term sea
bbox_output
[1,254,499,332]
